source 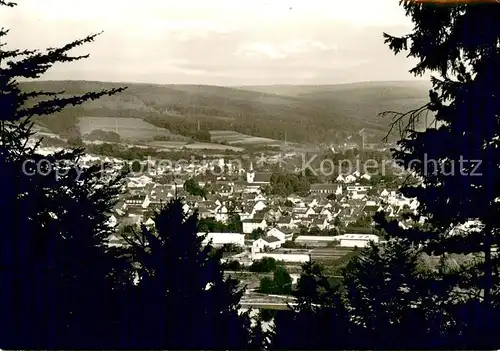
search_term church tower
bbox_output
[246,161,255,183]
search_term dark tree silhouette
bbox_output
[122,198,257,349]
[373,1,500,348]
[342,239,457,349]
[0,1,128,348]
[270,262,352,350]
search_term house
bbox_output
[253,172,272,185]
[352,191,367,200]
[149,186,174,203]
[106,234,127,248]
[266,227,292,243]
[346,185,372,193]
[214,204,229,223]
[246,162,272,185]
[320,208,333,220]
[339,234,379,248]
[307,198,319,208]
[292,207,308,218]
[361,173,371,181]
[254,193,267,202]
[239,205,254,220]
[278,227,296,241]
[305,207,316,216]
[362,201,383,215]
[198,232,245,247]
[310,184,338,194]
[253,200,267,212]
[144,217,155,227]
[125,194,151,209]
[196,204,212,219]
[277,216,296,229]
[310,216,329,230]
[242,218,267,234]
[252,236,282,252]
[344,174,357,183]
[335,185,343,195]
[263,236,282,249]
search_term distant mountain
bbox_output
[22,80,431,144]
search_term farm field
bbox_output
[182,142,244,152]
[209,130,284,146]
[148,140,244,152]
[309,247,355,261]
[77,117,189,142]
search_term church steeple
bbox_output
[246,161,255,183]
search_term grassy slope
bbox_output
[22,80,430,143]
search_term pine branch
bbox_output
[17,87,126,120]
[0,0,16,7]
[383,33,410,55]
[379,103,431,142]
[2,32,104,80]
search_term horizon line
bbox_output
[25,78,430,88]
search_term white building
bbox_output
[344,174,357,183]
[336,174,345,183]
[361,173,371,180]
[335,185,343,196]
[214,204,229,223]
[252,236,282,251]
[246,162,255,183]
[253,200,267,212]
[266,227,292,243]
[242,218,267,234]
[198,232,245,247]
[339,234,379,248]
[144,217,155,227]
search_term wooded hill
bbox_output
[24,80,430,144]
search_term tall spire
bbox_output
[249,161,253,172]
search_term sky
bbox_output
[2,0,426,86]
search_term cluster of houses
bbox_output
[105,160,418,259]
[31,144,419,262]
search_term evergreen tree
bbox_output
[270,262,352,349]
[123,198,256,349]
[375,1,500,348]
[342,239,454,348]
[0,1,127,348]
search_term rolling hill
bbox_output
[22,80,431,145]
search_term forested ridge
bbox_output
[25,79,429,143]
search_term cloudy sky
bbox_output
[3,0,425,85]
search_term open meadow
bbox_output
[209,130,285,146]
[77,117,189,142]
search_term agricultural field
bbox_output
[77,117,188,142]
[209,130,285,146]
[148,140,244,152]
[182,142,244,152]
[309,247,355,262]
